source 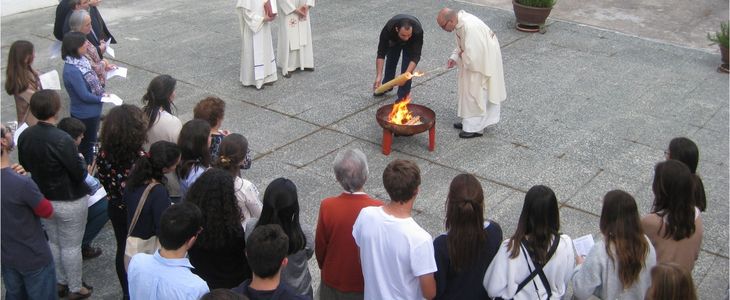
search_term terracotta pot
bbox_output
[720,44,728,65]
[513,0,553,26]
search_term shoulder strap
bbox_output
[127,183,159,238]
[514,236,561,299]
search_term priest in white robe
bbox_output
[437,8,507,138]
[277,0,315,77]
[237,0,278,89]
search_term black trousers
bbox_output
[108,200,129,298]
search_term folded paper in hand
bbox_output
[39,70,62,90]
[573,234,595,257]
[105,38,115,58]
[106,67,127,80]
[101,94,123,106]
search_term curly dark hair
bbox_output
[99,104,148,164]
[185,168,243,249]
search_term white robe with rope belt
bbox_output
[237,0,278,89]
[277,0,315,76]
[450,10,507,133]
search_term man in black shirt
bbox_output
[373,14,423,99]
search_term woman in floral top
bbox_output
[97,105,148,299]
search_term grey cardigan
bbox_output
[571,236,656,300]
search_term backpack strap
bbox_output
[514,235,561,299]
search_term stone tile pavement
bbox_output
[2,0,728,298]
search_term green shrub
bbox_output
[707,22,729,48]
[516,0,556,8]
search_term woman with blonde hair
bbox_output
[572,190,656,299]
[645,262,698,300]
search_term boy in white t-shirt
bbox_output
[352,159,437,300]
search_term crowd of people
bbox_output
[1,1,711,300]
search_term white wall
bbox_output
[2,0,57,17]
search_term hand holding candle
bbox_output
[374,71,424,95]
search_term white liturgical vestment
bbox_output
[237,0,278,89]
[277,0,315,75]
[450,10,507,133]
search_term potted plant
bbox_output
[707,22,729,72]
[513,0,556,33]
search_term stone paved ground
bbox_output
[2,0,728,298]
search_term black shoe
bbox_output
[459,131,483,139]
[282,73,291,78]
[303,67,315,72]
[58,284,69,298]
[82,245,102,260]
[453,122,463,129]
[373,88,393,97]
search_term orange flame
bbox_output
[388,96,414,125]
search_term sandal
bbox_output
[68,287,92,300]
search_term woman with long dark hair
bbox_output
[483,185,575,300]
[5,40,41,126]
[142,75,182,202]
[433,174,502,299]
[62,31,105,165]
[186,168,252,289]
[666,137,706,212]
[642,160,704,272]
[142,75,181,150]
[213,134,261,223]
[572,190,656,299]
[245,178,313,298]
[123,141,180,246]
[96,104,148,298]
[177,119,211,199]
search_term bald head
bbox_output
[437,8,458,32]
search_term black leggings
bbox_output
[108,201,129,298]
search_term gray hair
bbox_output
[68,10,90,32]
[333,149,369,192]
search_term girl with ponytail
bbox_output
[213,134,262,222]
[572,190,656,299]
[433,174,503,299]
[245,178,314,298]
[123,141,181,241]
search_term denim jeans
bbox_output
[382,45,413,100]
[72,115,101,165]
[1,261,57,300]
[82,198,109,247]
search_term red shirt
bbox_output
[315,193,383,292]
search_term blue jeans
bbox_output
[83,198,109,247]
[1,261,57,300]
[382,45,412,100]
[72,115,100,165]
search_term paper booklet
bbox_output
[105,38,115,58]
[39,70,62,90]
[106,67,127,80]
[573,234,595,257]
[101,94,123,106]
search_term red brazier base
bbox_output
[381,124,436,155]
